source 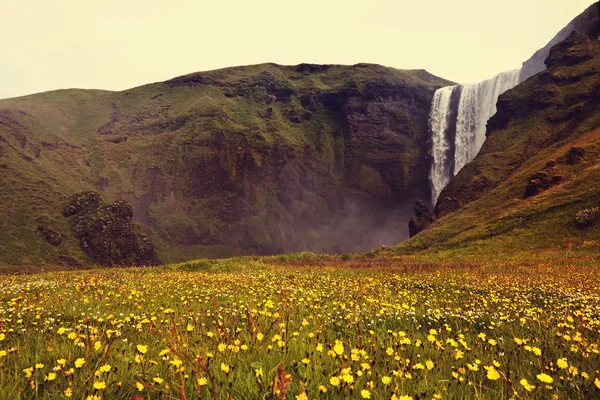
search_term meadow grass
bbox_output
[0,257,599,399]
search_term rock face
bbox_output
[0,64,452,265]
[545,32,595,69]
[63,192,159,266]
[519,2,600,81]
[408,200,435,237]
[36,217,63,246]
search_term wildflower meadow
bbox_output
[0,258,599,399]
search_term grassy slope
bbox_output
[0,63,451,267]
[393,38,600,261]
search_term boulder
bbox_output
[524,172,563,198]
[434,196,461,218]
[63,191,102,217]
[524,172,550,198]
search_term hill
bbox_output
[0,63,451,266]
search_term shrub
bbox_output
[574,207,599,229]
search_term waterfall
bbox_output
[453,69,521,173]
[429,69,521,203]
[428,86,454,203]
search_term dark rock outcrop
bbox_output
[524,172,550,198]
[408,200,435,237]
[567,147,585,164]
[63,191,102,217]
[545,32,594,69]
[434,196,461,219]
[523,172,563,198]
[63,192,159,266]
[36,217,62,246]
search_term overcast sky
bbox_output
[1,0,596,99]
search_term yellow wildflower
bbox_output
[487,367,501,380]
[159,348,170,356]
[333,340,344,356]
[136,344,148,354]
[98,364,111,373]
[520,378,535,392]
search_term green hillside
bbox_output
[0,63,452,266]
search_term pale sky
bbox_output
[1,0,596,99]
